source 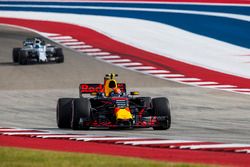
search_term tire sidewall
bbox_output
[12,48,21,63]
[19,50,28,65]
[55,48,64,63]
[71,98,91,130]
[57,98,74,129]
[152,97,171,130]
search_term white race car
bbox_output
[12,37,64,65]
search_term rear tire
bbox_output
[55,48,64,63]
[71,98,91,130]
[152,97,171,130]
[12,48,21,63]
[57,98,74,129]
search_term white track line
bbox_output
[0,128,16,131]
[240,92,250,95]
[75,137,144,141]
[36,135,101,139]
[50,36,72,40]
[202,85,236,88]
[141,70,170,74]
[77,48,101,52]
[56,39,78,43]
[180,144,250,149]
[116,62,142,66]
[155,74,184,77]
[186,81,218,85]
[63,42,85,45]
[3,132,50,135]
[87,52,111,56]
[172,78,201,81]
[41,32,60,37]
[69,136,107,140]
[235,149,250,153]
[122,140,201,145]
[69,45,93,49]
[96,55,121,59]
[0,129,41,132]
[75,45,93,49]
[129,66,156,70]
[68,45,88,49]
[106,59,131,63]
[220,88,250,91]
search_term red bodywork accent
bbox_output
[117,83,126,93]
[111,97,128,101]
[80,83,126,94]
[80,84,103,93]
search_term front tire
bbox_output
[19,50,28,65]
[71,98,91,130]
[12,48,21,63]
[152,97,171,130]
[57,98,74,129]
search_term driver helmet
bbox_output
[35,38,41,43]
[113,88,121,94]
[110,87,122,97]
[34,39,42,48]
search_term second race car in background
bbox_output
[12,37,64,65]
[57,73,171,130]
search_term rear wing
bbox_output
[79,83,126,94]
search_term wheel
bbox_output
[54,48,64,63]
[71,98,91,130]
[152,97,171,130]
[19,50,28,65]
[56,98,74,129]
[12,48,21,63]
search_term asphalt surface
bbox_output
[0,25,250,144]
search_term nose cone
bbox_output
[115,108,132,120]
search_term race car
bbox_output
[56,73,171,130]
[12,37,64,65]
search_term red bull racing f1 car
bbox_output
[56,73,171,130]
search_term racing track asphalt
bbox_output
[0,25,250,144]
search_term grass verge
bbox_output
[0,146,216,167]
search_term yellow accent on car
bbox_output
[116,109,133,120]
[104,79,118,97]
[130,91,140,95]
[103,73,120,97]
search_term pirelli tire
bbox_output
[71,98,91,130]
[55,48,64,63]
[12,48,21,63]
[152,97,171,130]
[19,50,29,65]
[57,98,74,129]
